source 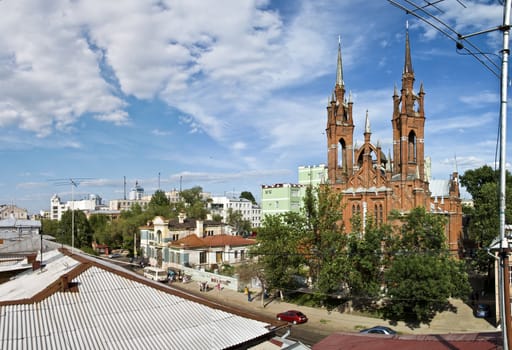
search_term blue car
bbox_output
[475,304,490,318]
[359,326,397,335]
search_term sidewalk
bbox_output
[169,280,498,335]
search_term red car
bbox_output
[276,310,308,324]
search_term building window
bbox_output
[408,131,417,162]
[200,251,207,264]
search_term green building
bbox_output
[298,164,327,186]
[261,164,327,220]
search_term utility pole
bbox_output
[70,179,77,255]
[498,1,511,347]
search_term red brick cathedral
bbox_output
[326,31,462,254]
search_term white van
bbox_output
[143,266,168,282]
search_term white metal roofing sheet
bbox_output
[0,251,272,349]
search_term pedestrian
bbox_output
[217,282,221,292]
[247,289,251,302]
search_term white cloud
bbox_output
[232,142,247,151]
[152,129,173,136]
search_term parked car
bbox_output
[475,304,490,318]
[276,310,308,324]
[359,326,397,335]
[108,253,121,259]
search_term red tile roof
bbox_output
[202,234,257,247]
[168,234,257,249]
[169,234,206,248]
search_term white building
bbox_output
[128,181,144,200]
[210,196,261,229]
[50,194,104,220]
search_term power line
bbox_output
[388,0,501,78]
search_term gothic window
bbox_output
[408,131,417,163]
[338,138,347,170]
[379,204,384,225]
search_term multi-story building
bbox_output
[260,183,302,219]
[209,196,261,229]
[139,214,228,267]
[109,181,150,211]
[326,31,461,253]
[298,164,328,187]
[261,166,327,221]
[50,194,104,221]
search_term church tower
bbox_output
[392,28,426,181]
[326,38,354,184]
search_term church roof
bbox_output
[430,179,451,197]
[403,25,414,75]
[336,36,344,87]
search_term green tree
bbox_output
[59,209,93,249]
[383,207,471,325]
[227,208,252,235]
[240,191,256,205]
[254,212,305,297]
[348,218,393,308]
[180,186,208,219]
[301,185,346,294]
[384,253,469,326]
[180,186,203,205]
[41,219,60,237]
[148,190,172,217]
[89,214,109,243]
[460,166,512,272]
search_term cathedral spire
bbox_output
[365,110,371,133]
[404,22,414,75]
[336,35,344,87]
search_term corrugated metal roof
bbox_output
[0,250,274,349]
[0,218,41,228]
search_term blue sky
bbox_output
[0,0,507,214]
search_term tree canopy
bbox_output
[383,207,470,325]
[252,186,470,325]
[254,212,305,293]
[460,165,512,271]
[240,191,256,204]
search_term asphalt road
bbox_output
[115,260,497,345]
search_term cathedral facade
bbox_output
[325,31,462,254]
